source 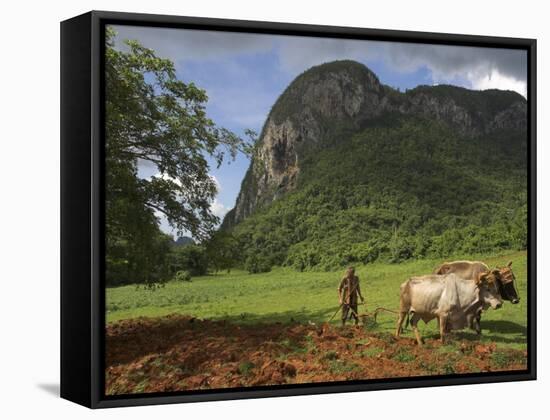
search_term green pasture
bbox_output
[106,250,528,349]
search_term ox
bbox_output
[434,260,520,334]
[395,272,502,345]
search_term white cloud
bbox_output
[209,174,220,189]
[210,198,230,220]
[379,42,527,97]
[382,43,526,80]
[268,39,528,97]
[208,175,230,220]
[468,69,527,97]
[112,24,528,100]
[153,171,182,187]
[272,38,528,98]
[149,171,228,237]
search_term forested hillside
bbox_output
[221,61,527,272]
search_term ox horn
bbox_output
[507,260,513,267]
[486,270,500,284]
[476,272,487,285]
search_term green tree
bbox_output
[104,28,251,285]
[205,231,239,273]
[169,245,209,276]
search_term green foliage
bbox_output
[204,231,240,273]
[357,346,384,358]
[228,117,527,271]
[104,27,249,286]
[392,348,415,363]
[328,359,360,374]
[405,84,525,121]
[244,254,272,274]
[442,361,456,375]
[174,270,192,282]
[490,350,522,369]
[169,245,209,276]
[237,361,255,375]
[106,230,173,287]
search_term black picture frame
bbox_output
[60,10,537,409]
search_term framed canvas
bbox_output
[60,10,536,408]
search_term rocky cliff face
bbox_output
[222,60,527,228]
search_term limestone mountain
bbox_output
[220,60,527,272]
[223,60,526,229]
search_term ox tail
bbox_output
[405,312,410,330]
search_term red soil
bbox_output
[105,314,526,395]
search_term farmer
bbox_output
[338,267,364,326]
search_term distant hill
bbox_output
[221,60,527,271]
[174,236,194,247]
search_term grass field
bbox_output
[106,250,528,350]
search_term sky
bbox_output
[110,25,527,239]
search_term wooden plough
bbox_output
[328,302,399,325]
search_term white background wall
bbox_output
[0,0,547,418]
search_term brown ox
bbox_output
[395,272,502,345]
[433,260,520,334]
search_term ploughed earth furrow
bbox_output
[105,315,527,395]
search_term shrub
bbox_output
[244,255,272,274]
[174,270,191,282]
[169,245,208,276]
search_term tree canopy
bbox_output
[105,28,250,285]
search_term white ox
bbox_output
[395,272,502,345]
[433,260,520,334]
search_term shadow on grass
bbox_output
[214,307,340,325]
[397,320,527,346]
[106,308,338,366]
[481,320,528,336]
[458,320,527,345]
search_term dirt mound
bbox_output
[105,315,527,395]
